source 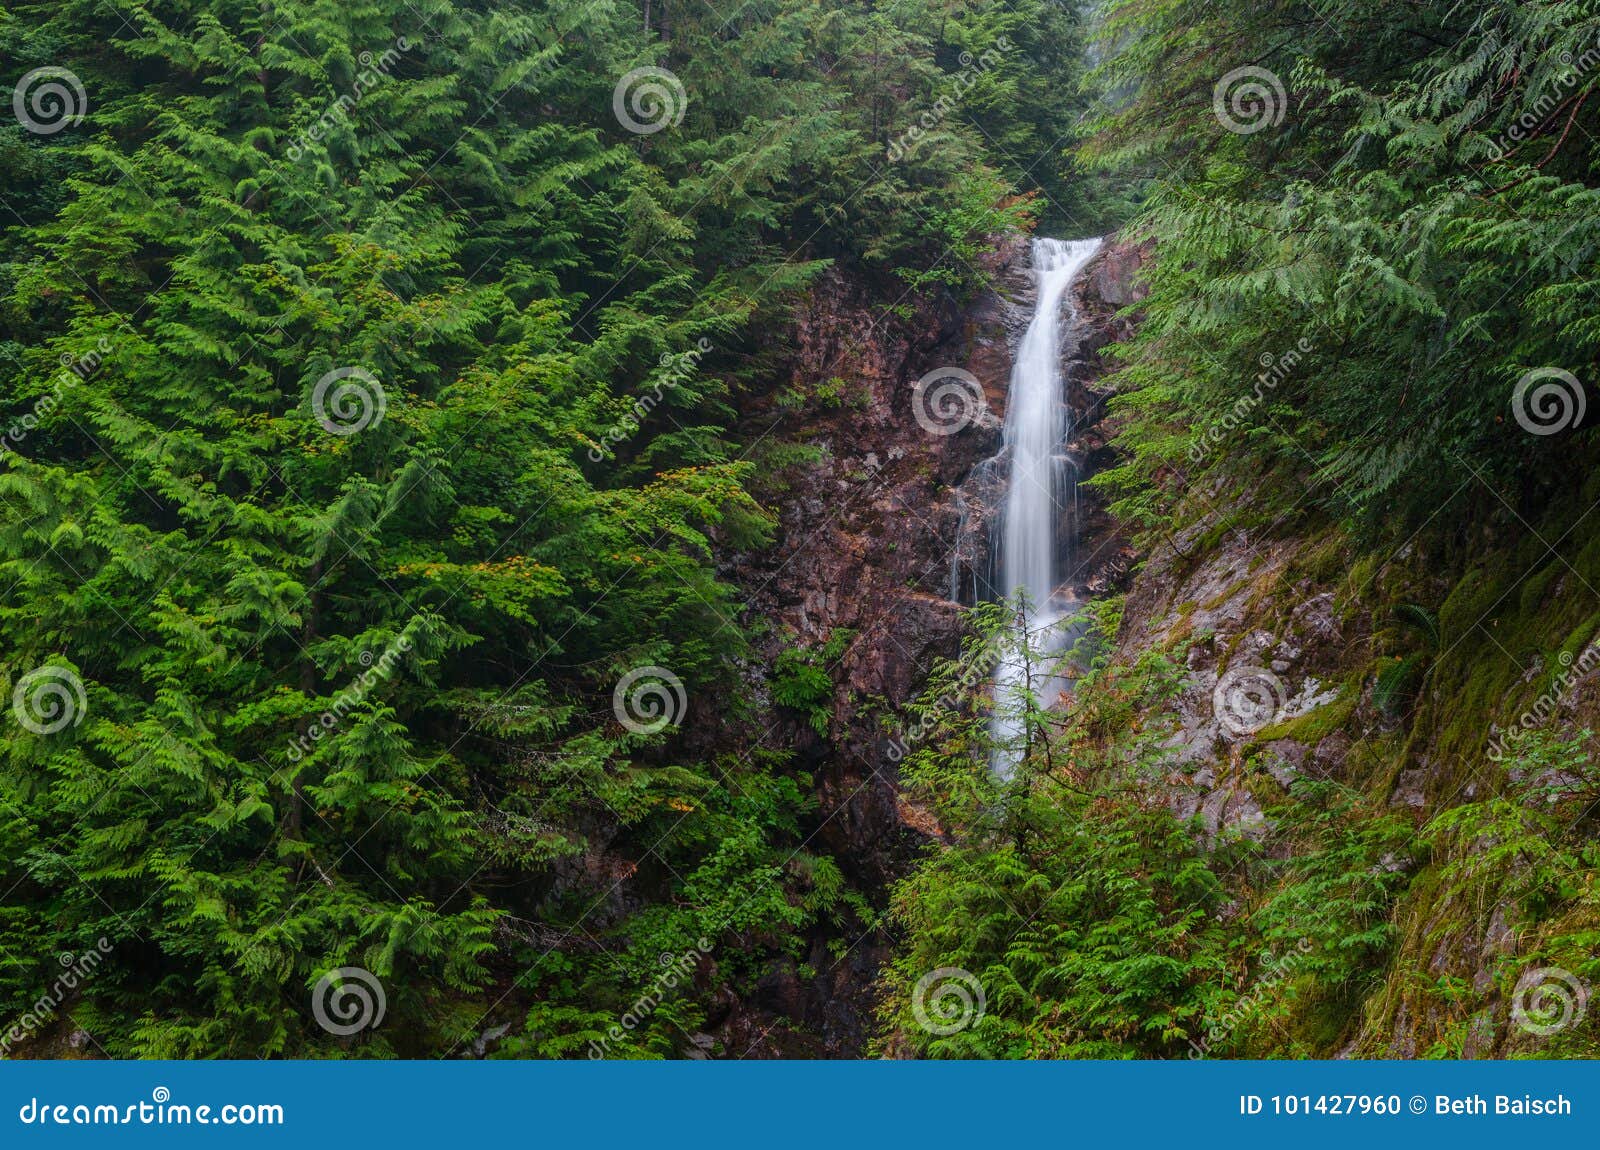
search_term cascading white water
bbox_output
[990,236,1102,777]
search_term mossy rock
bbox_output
[1254,692,1357,747]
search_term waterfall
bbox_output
[990,236,1102,778]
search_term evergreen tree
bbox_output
[0,0,1091,1058]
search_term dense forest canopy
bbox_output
[1085,0,1600,532]
[2,0,1598,1060]
[0,0,1100,1058]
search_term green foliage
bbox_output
[1085,0,1600,535]
[1426,731,1597,923]
[1393,605,1441,652]
[1374,605,1441,715]
[1373,655,1426,717]
[1252,780,1413,990]
[0,0,1092,1057]
[1416,731,1600,1056]
[879,601,1235,1058]
[879,602,1419,1059]
[771,629,854,737]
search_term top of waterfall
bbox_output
[1031,236,1103,274]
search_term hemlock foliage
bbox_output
[6,0,1600,1063]
[1084,0,1600,530]
[0,0,1095,1056]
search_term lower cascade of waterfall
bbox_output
[989,236,1102,778]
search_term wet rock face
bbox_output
[695,233,1146,1055]
[1110,470,1389,848]
[1081,238,1149,311]
[1061,238,1144,597]
[945,235,1144,607]
[1102,390,1595,1057]
[694,236,1028,1055]
[722,239,1023,847]
[677,231,1154,1057]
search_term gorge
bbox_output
[986,236,1102,778]
[2,0,1599,1067]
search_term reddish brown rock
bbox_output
[694,232,1144,1055]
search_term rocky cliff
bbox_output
[752,224,1600,1062]
[699,233,1144,1055]
[1096,333,1600,1060]
[614,220,1596,1062]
